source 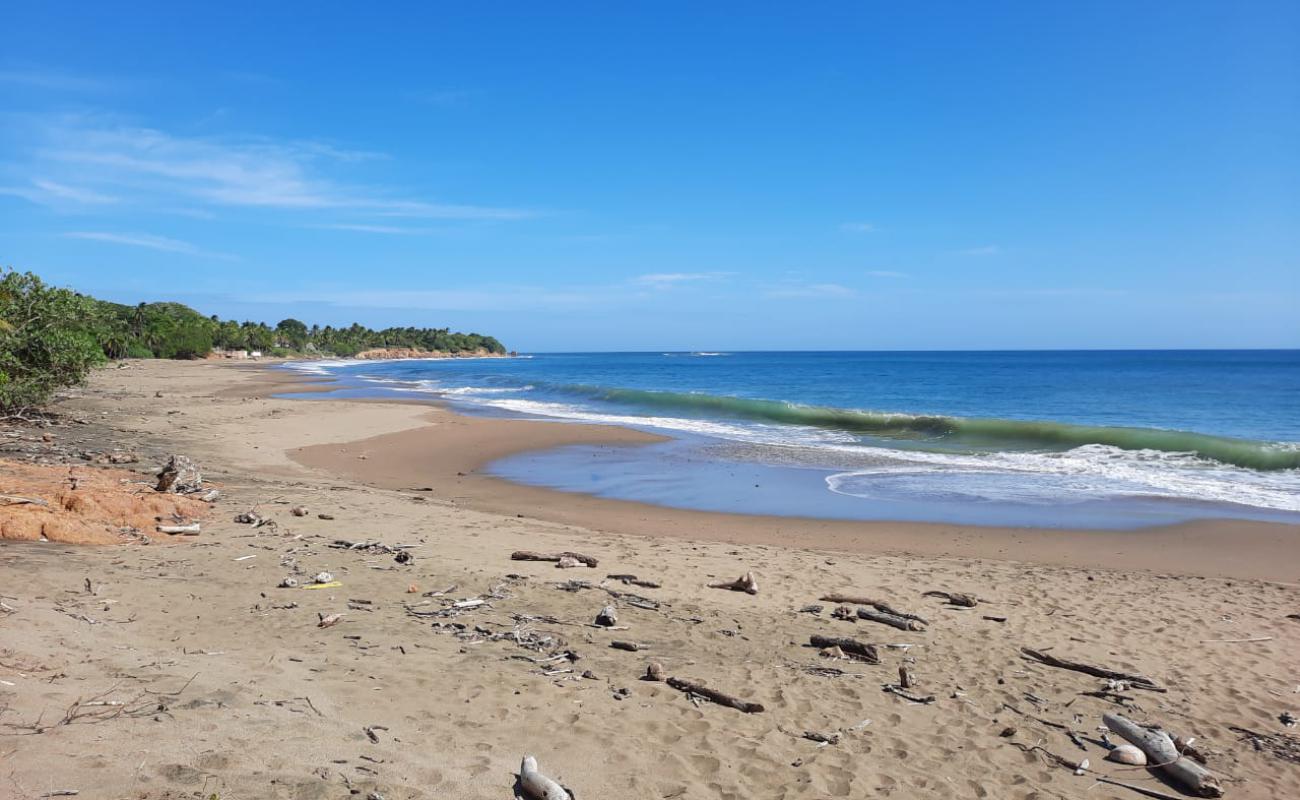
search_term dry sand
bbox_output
[0,359,1297,799]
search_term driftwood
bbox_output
[898,665,916,689]
[708,572,758,595]
[1104,713,1222,797]
[923,590,977,607]
[809,635,880,664]
[156,523,200,535]
[594,604,618,627]
[511,550,598,568]
[857,606,926,632]
[610,640,643,652]
[1230,725,1300,764]
[667,677,764,713]
[882,684,935,703]
[0,494,48,507]
[607,574,661,588]
[1006,741,1191,800]
[317,613,344,628]
[1022,648,1164,692]
[820,595,930,625]
[519,755,572,800]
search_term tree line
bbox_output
[0,268,508,413]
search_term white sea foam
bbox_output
[825,444,1300,511]
[283,359,366,375]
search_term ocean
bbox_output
[285,350,1300,529]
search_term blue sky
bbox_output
[2,2,1297,351]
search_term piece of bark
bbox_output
[594,604,618,627]
[1022,648,1164,692]
[519,755,572,800]
[857,606,926,632]
[667,677,764,713]
[898,665,916,689]
[708,571,758,595]
[923,590,977,607]
[1103,713,1222,797]
[511,550,598,568]
[156,523,200,535]
[809,635,880,664]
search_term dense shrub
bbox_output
[0,270,106,413]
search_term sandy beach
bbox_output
[1,359,1298,799]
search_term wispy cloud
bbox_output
[840,222,876,233]
[865,269,907,278]
[247,286,605,312]
[958,245,1002,256]
[0,69,110,92]
[62,231,238,260]
[0,178,118,206]
[5,114,535,220]
[762,281,857,299]
[308,223,433,235]
[632,272,729,288]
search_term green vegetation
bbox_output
[0,268,508,413]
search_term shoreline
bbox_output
[269,366,1300,583]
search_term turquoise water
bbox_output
[286,351,1300,528]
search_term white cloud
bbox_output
[958,245,1002,256]
[865,270,907,278]
[309,223,433,235]
[62,231,238,260]
[0,178,118,206]
[632,272,725,288]
[6,114,534,220]
[840,222,876,233]
[0,69,109,92]
[762,281,857,299]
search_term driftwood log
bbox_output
[809,635,880,664]
[512,551,598,568]
[923,590,977,607]
[610,640,643,652]
[519,755,572,800]
[1022,648,1164,692]
[1103,713,1223,797]
[594,604,618,627]
[857,607,926,632]
[156,523,200,535]
[820,595,930,625]
[709,572,758,595]
[667,677,764,713]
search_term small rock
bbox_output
[999,726,1017,738]
[644,661,665,681]
[317,513,335,520]
[290,506,309,517]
